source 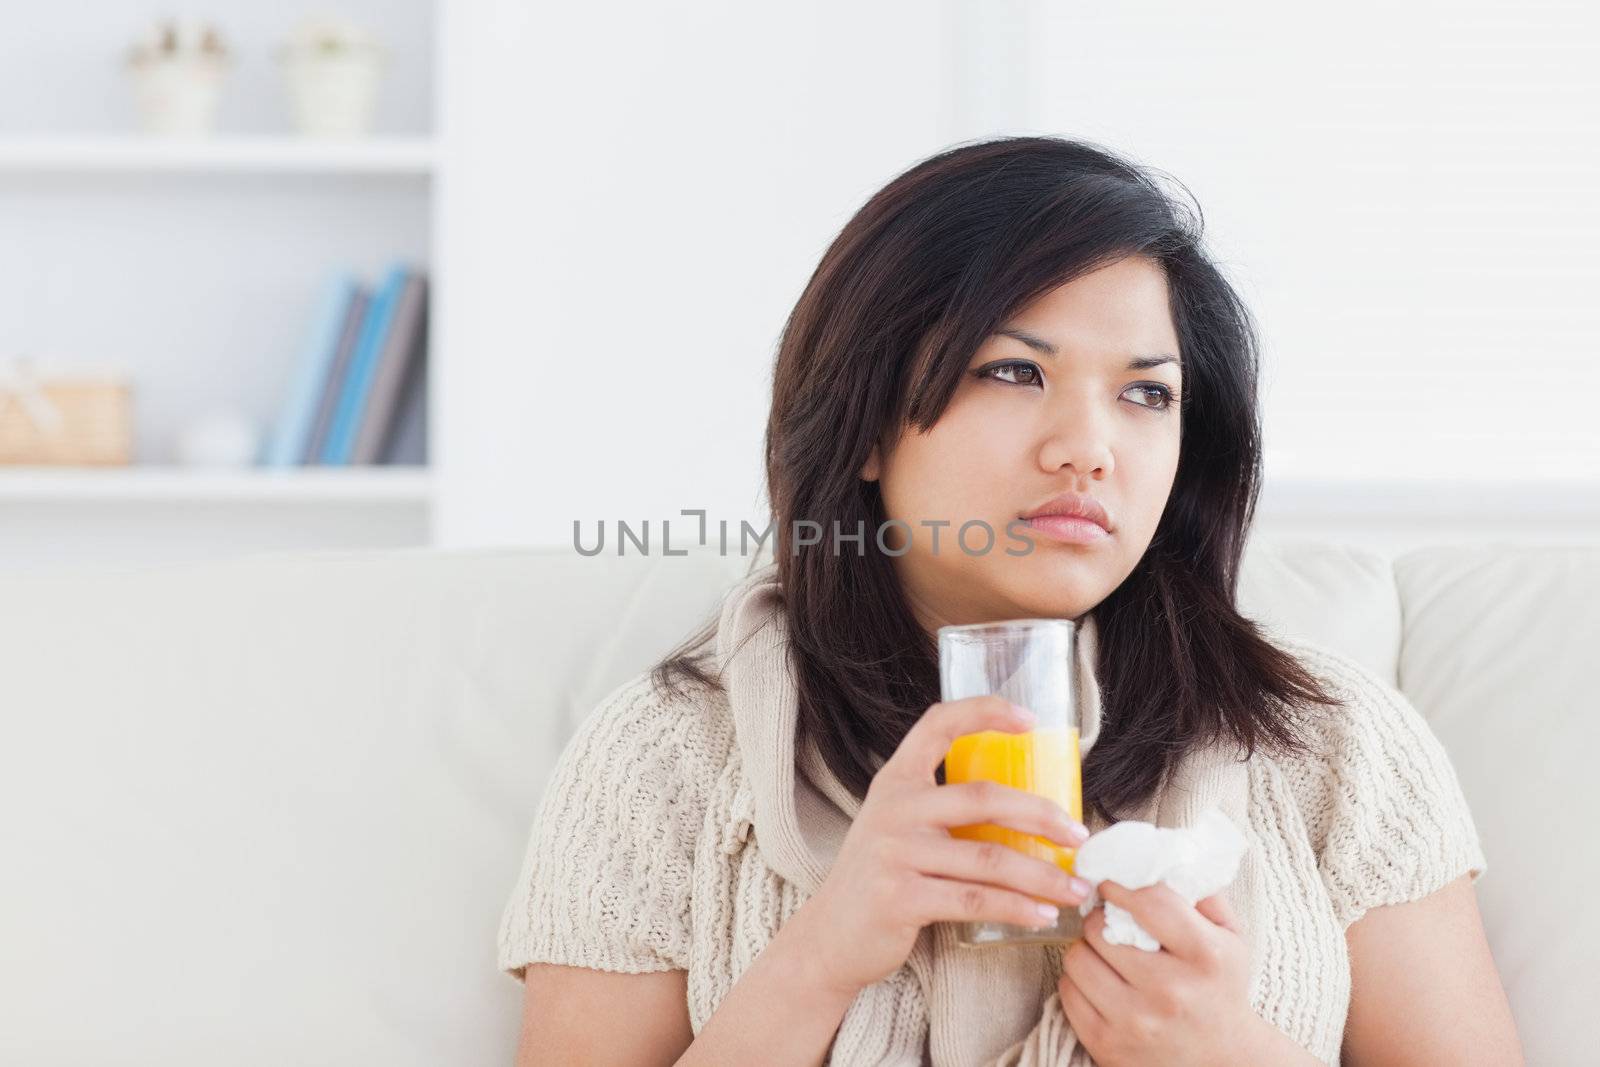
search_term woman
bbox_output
[497,136,1522,1065]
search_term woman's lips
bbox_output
[1022,515,1110,545]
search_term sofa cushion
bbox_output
[1391,544,1598,1064]
[1236,537,1403,683]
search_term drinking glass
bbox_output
[937,618,1084,948]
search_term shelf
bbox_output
[0,466,433,504]
[0,134,436,176]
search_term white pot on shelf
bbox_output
[128,56,229,136]
[281,47,385,137]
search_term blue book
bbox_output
[320,264,410,466]
[302,285,370,464]
[352,272,428,464]
[260,270,358,468]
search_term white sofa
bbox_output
[1,540,1592,1064]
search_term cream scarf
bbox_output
[716,561,1263,1066]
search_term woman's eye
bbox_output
[1126,384,1178,411]
[976,360,1042,387]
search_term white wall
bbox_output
[1025,0,1600,485]
[437,1,952,549]
[432,1,1600,551]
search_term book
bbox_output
[379,333,427,465]
[352,271,428,464]
[302,284,370,465]
[319,264,410,466]
[260,270,357,468]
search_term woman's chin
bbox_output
[994,563,1109,620]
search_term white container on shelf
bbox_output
[282,49,385,136]
[128,56,229,136]
[124,18,232,137]
[278,16,387,138]
[174,407,260,468]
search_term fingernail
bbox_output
[1064,821,1089,844]
[1009,702,1036,723]
[1033,902,1060,923]
[1068,877,1092,897]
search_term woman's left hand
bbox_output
[1058,880,1258,1067]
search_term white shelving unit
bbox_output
[0,465,432,504]
[0,131,435,503]
[0,134,435,175]
[0,5,439,569]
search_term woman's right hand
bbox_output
[793,694,1093,999]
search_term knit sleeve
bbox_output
[496,672,722,979]
[1281,641,1489,931]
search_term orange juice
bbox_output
[943,726,1082,881]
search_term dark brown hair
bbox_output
[650,135,1339,824]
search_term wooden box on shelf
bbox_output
[0,375,134,465]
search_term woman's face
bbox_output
[861,254,1184,634]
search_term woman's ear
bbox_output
[860,445,881,482]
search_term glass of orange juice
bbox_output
[937,618,1083,948]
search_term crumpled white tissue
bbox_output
[1072,807,1248,952]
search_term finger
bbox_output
[1194,891,1242,934]
[917,779,1086,848]
[1061,927,1136,1019]
[881,695,1034,784]
[1096,880,1207,961]
[907,834,1089,909]
[1057,971,1105,1043]
[913,873,1068,931]
[1081,901,1177,987]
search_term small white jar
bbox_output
[280,43,386,137]
[128,55,229,136]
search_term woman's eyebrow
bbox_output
[993,326,1180,369]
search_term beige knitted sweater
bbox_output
[498,561,1488,1065]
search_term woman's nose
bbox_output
[1036,402,1114,477]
